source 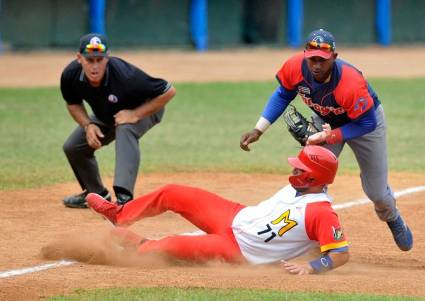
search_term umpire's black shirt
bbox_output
[60,57,170,125]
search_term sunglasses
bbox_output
[83,43,107,53]
[305,41,334,52]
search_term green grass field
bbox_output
[1,79,424,300]
[0,79,424,190]
[46,287,424,301]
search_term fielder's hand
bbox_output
[281,260,313,275]
[85,123,104,149]
[240,129,263,151]
[306,123,332,145]
[114,109,139,126]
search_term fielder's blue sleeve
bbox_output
[261,86,297,123]
[340,108,377,140]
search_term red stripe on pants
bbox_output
[117,184,246,262]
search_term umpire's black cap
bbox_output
[79,33,109,57]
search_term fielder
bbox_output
[60,33,176,208]
[87,146,349,275]
[240,29,413,251]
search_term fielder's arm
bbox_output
[240,86,294,151]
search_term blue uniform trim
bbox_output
[367,83,381,108]
[261,86,297,123]
[327,246,349,253]
[340,108,377,140]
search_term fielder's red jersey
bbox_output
[276,52,380,128]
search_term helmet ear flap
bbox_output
[288,170,314,189]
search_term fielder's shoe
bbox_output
[109,227,147,251]
[63,190,111,208]
[387,215,413,251]
[116,193,133,206]
[86,193,122,225]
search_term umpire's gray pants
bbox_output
[63,109,164,196]
[315,105,398,222]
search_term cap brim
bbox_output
[81,52,108,58]
[288,157,311,171]
[304,49,333,59]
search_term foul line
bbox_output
[0,259,75,279]
[333,185,425,210]
[1,185,424,279]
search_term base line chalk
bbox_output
[0,259,75,279]
[333,185,425,210]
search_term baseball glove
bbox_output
[283,105,322,146]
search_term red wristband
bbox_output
[325,128,343,144]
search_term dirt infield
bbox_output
[1,46,425,88]
[0,172,424,300]
[0,48,424,300]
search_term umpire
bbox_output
[60,33,176,208]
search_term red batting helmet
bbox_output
[288,145,338,188]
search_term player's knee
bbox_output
[63,141,77,156]
[115,123,136,136]
[366,191,389,203]
[157,184,187,200]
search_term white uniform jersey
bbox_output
[231,185,335,265]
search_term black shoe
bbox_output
[63,190,111,208]
[116,193,132,206]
